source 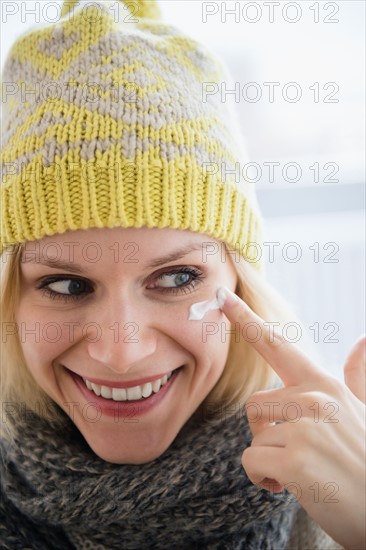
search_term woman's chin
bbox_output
[76,423,176,464]
[93,451,162,465]
[86,440,170,465]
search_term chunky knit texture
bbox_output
[0,0,263,267]
[0,405,301,549]
[0,404,343,550]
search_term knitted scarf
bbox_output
[0,405,299,549]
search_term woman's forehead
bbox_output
[19,227,235,273]
[21,227,218,250]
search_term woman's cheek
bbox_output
[15,303,84,363]
[175,309,232,358]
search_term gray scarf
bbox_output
[0,405,299,549]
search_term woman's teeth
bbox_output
[81,372,173,401]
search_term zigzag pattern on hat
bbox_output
[0,0,263,268]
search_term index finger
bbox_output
[217,286,325,387]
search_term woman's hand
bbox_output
[219,287,366,550]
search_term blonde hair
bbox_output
[0,240,318,437]
[1,244,64,434]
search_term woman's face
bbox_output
[16,227,238,463]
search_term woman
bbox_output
[0,0,364,548]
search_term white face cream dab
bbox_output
[188,287,226,321]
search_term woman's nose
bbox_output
[85,299,157,374]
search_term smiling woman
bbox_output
[12,228,241,464]
[1,227,286,464]
[0,0,364,549]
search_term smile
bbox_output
[82,371,173,401]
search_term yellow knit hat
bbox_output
[0,0,263,268]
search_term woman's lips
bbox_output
[67,366,183,418]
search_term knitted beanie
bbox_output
[0,0,264,268]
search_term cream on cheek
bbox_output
[188,286,226,321]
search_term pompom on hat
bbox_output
[0,0,264,269]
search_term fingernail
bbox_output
[217,286,240,308]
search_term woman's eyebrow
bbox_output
[143,243,204,269]
[21,256,87,275]
[20,242,206,273]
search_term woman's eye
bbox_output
[156,271,191,288]
[152,267,205,295]
[37,277,92,303]
[37,267,205,303]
